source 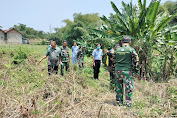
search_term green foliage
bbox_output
[14,23,48,39]
[0,44,177,117]
[96,0,177,80]
[50,13,101,47]
[12,47,29,64]
[159,1,177,24]
[73,13,102,28]
[48,31,62,45]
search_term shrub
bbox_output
[12,47,29,64]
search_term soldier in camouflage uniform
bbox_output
[77,45,86,69]
[105,44,120,90]
[114,36,139,107]
[60,40,70,76]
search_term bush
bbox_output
[12,47,29,64]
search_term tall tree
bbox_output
[52,13,101,47]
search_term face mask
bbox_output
[97,47,101,49]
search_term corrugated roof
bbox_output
[4,28,23,35]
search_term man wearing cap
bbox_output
[60,40,70,76]
[114,36,139,107]
[77,45,86,69]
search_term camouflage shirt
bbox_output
[45,47,61,66]
[60,46,70,62]
[77,49,85,63]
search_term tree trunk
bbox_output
[166,51,174,80]
[162,54,167,81]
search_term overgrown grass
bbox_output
[0,44,176,118]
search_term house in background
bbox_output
[0,29,5,43]
[0,28,23,44]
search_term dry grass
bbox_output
[0,44,176,118]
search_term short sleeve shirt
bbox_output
[77,49,85,63]
[46,47,61,66]
[92,49,103,60]
[61,46,70,62]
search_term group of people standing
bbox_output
[38,36,139,107]
[38,41,86,76]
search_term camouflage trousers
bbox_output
[115,71,134,106]
[61,62,69,76]
[78,61,84,69]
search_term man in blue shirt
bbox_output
[71,42,79,65]
[92,43,103,79]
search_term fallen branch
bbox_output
[98,105,103,118]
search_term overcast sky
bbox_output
[0,0,173,32]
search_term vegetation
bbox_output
[51,13,102,47]
[0,44,176,117]
[0,0,177,117]
[14,24,48,39]
[93,0,177,81]
[158,0,177,24]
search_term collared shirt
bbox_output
[61,46,70,62]
[45,47,61,66]
[48,45,51,49]
[92,49,103,60]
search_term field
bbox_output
[0,44,177,118]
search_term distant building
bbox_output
[0,29,5,43]
[0,28,23,44]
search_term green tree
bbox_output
[14,23,48,39]
[52,13,101,47]
[48,31,63,45]
[159,1,177,24]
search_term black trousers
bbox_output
[93,60,101,79]
[48,65,58,75]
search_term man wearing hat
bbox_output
[77,45,86,69]
[114,36,139,107]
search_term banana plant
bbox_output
[154,24,177,80]
[95,0,177,80]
